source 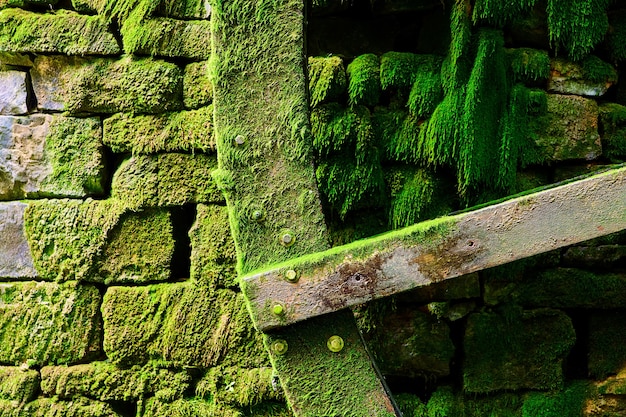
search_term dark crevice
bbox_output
[169,204,196,280]
[107,400,137,417]
[563,309,590,380]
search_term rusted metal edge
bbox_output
[242,166,626,331]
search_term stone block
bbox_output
[0,366,39,405]
[522,381,593,417]
[142,397,242,417]
[599,103,626,160]
[531,94,602,161]
[98,209,174,285]
[588,311,626,379]
[158,0,211,19]
[189,204,237,288]
[110,153,223,209]
[361,308,454,378]
[0,281,102,366]
[183,61,213,109]
[12,397,121,417]
[485,268,626,309]
[25,199,175,283]
[0,202,36,279]
[549,57,618,97]
[41,362,190,403]
[394,272,480,304]
[103,106,214,154]
[463,308,575,392]
[195,366,283,407]
[584,395,626,417]
[31,55,182,114]
[0,52,32,67]
[0,9,119,55]
[0,70,27,115]
[0,114,105,200]
[562,244,626,271]
[122,18,211,60]
[102,283,267,368]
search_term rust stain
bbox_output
[411,233,483,282]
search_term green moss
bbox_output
[507,48,551,82]
[0,281,102,366]
[196,366,282,407]
[18,397,120,417]
[588,311,626,378]
[102,283,267,368]
[599,102,626,160]
[463,307,575,393]
[0,8,119,55]
[395,393,427,417]
[308,56,347,108]
[407,69,442,117]
[521,381,592,417]
[0,367,39,405]
[385,166,453,229]
[25,198,127,281]
[40,362,190,403]
[381,52,436,92]
[31,55,183,114]
[580,54,619,83]
[98,209,174,285]
[346,54,381,107]
[103,106,215,154]
[158,0,211,19]
[184,61,213,109]
[143,397,243,417]
[121,17,212,60]
[472,0,537,26]
[546,0,611,60]
[310,103,360,156]
[426,386,458,417]
[41,116,105,197]
[111,153,224,209]
[211,0,330,274]
[189,204,238,289]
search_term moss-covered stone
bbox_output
[102,282,267,367]
[463,308,575,393]
[196,366,282,407]
[189,204,237,288]
[0,9,119,55]
[24,199,126,281]
[562,244,626,270]
[0,0,58,8]
[103,106,214,154]
[308,56,347,107]
[530,94,602,161]
[588,311,626,379]
[142,397,242,417]
[122,18,211,60]
[184,61,213,109]
[394,272,480,304]
[158,0,211,19]
[40,362,190,403]
[521,381,592,417]
[110,153,223,209]
[361,308,455,378]
[0,114,105,200]
[98,209,174,285]
[0,202,37,279]
[0,281,102,366]
[549,57,618,97]
[599,102,626,160]
[0,52,32,67]
[0,367,39,405]
[13,397,121,417]
[30,55,182,114]
[485,268,626,308]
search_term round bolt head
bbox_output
[272,304,285,316]
[327,335,344,353]
[285,269,298,282]
[234,135,245,145]
[252,209,265,222]
[272,339,288,355]
[280,232,295,246]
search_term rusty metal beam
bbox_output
[243,165,626,331]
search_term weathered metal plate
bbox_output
[265,310,397,417]
[243,166,626,331]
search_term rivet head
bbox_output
[285,269,298,282]
[234,135,245,146]
[327,335,344,353]
[251,209,265,222]
[272,339,288,355]
[272,304,285,316]
[280,232,295,247]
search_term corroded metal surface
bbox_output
[244,166,626,331]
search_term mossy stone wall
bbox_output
[0,0,625,416]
